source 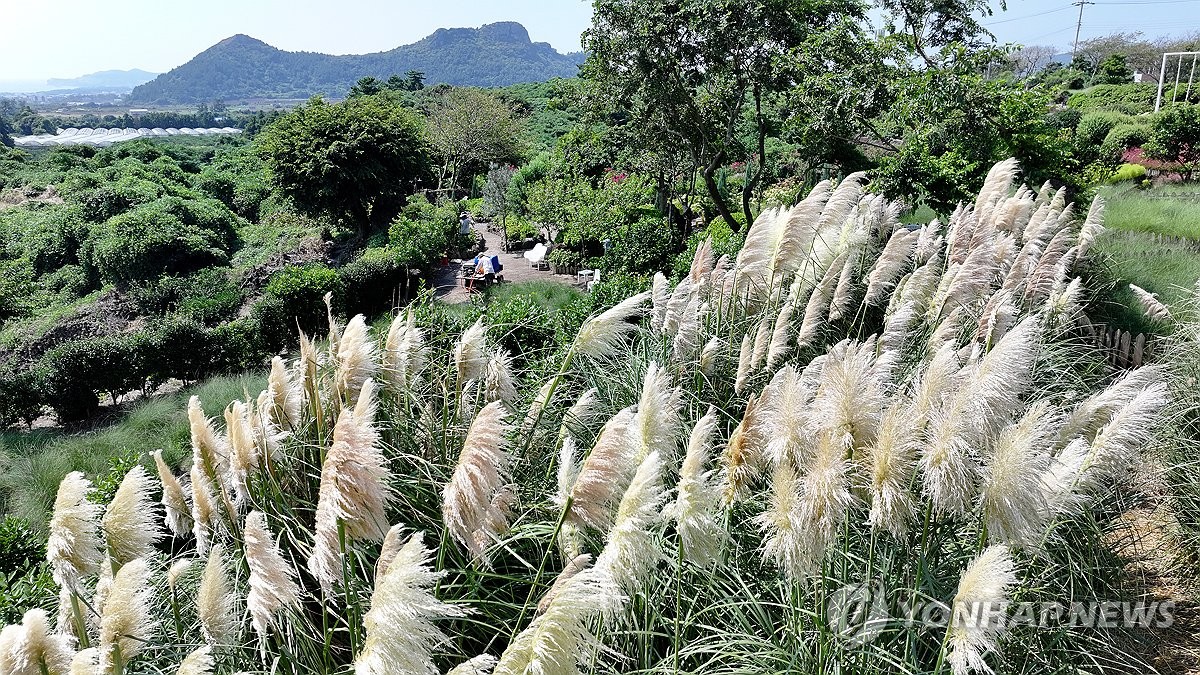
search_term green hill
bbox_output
[129,22,586,104]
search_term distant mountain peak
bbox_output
[130,22,584,104]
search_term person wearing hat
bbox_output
[459,211,474,236]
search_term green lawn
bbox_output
[1100,184,1200,240]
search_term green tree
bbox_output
[256,95,431,234]
[405,70,426,91]
[0,115,12,148]
[1145,104,1200,181]
[482,164,515,249]
[1093,53,1134,85]
[349,76,383,97]
[425,88,525,197]
[582,0,864,231]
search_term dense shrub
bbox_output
[1101,123,1152,157]
[1145,103,1200,180]
[262,263,343,337]
[207,318,265,372]
[85,196,240,284]
[1067,83,1158,115]
[485,293,555,356]
[142,316,216,384]
[0,367,42,427]
[339,248,410,317]
[0,517,44,576]
[603,216,681,276]
[1110,163,1148,183]
[37,334,147,420]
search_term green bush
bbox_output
[1101,123,1151,157]
[603,216,680,276]
[85,196,240,284]
[0,367,44,427]
[142,316,216,384]
[1109,163,1148,183]
[262,263,343,337]
[1067,84,1158,115]
[1145,103,1200,180]
[37,334,148,421]
[0,517,44,576]
[207,318,265,372]
[0,564,56,626]
[340,248,410,317]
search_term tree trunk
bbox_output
[703,152,738,232]
[742,85,768,227]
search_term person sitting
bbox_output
[474,254,496,287]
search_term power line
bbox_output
[982,5,1075,25]
[1092,0,1199,5]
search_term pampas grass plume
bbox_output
[102,466,162,566]
[443,400,514,561]
[99,558,155,670]
[153,450,192,537]
[46,471,103,590]
[245,511,301,641]
[945,545,1018,675]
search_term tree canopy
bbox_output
[256,95,431,233]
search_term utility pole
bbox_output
[1071,0,1094,62]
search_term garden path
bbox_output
[431,223,577,303]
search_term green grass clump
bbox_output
[0,373,263,529]
[1109,163,1148,184]
[1100,185,1200,240]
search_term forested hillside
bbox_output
[129,22,585,104]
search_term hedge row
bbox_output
[0,251,422,425]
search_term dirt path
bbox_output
[430,223,578,303]
[1109,462,1200,674]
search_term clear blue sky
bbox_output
[0,0,1196,84]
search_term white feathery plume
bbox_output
[46,471,103,590]
[244,510,301,641]
[310,379,392,593]
[827,249,859,322]
[864,227,919,305]
[567,406,637,531]
[571,291,651,359]
[102,466,162,566]
[354,532,467,675]
[167,558,193,593]
[689,237,715,282]
[592,451,668,594]
[297,328,321,405]
[537,554,593,616]
[757,461,809,580]
[629,363,682,464]
[152,450,192,538]
[1057,365,1167,445]
[945,545,1018,675]
[976,289,1019,346]
[699,337,724,376]
[762,366,818,469]
[197,543,236,645]
[811,340,885,454]
[671,296,707,362]
[974,159,1020,224]
[375,523,406,586]
[663,279,693,336]
[493,566,620,675]
[795,252,845,349]
[963,315,1041,427]
[189,463,219,556]
[651,272,670,333]
[267,355,302,430]
[912,343,964,426]
[665,408,724,567]
[980,402,1057,546]
[721,393,766,504]
[1068,383,1170,496]
[1076,196,1105,258]
[484,348,519,406]
[454,317,490,384]
[866,402,918,537]
[734,181,832,300]
[69,649,97,675]
[557,387,601,443]
[447,655,498,675]
[98,558,155,672]
[1129,284,1171,321]
[556,436,581,512]
[176,646,214,675]
[0,609,74,675]
[766,297,796,370]
[443,400,514,561]
[324,291,342,353]
[224,400,259,506]
[252,390,287,462]
[915,219,944,264]
[337,314,378,405]
[921,404,980,517]
[188,396,230,491]
[734,333,754,394]
[383,309,428,392]
[750,315,773,373]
